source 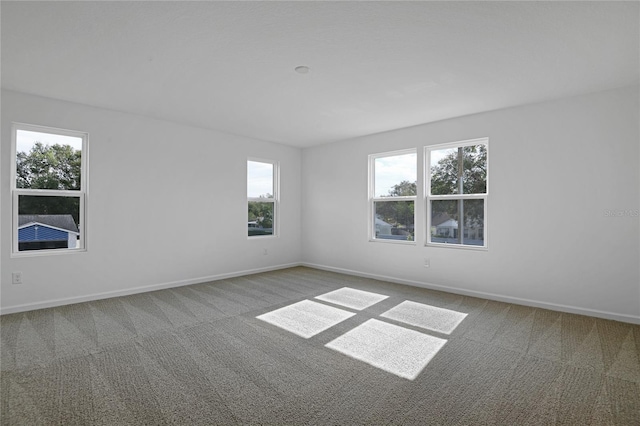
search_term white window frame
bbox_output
[425,138,488,250]
[247,158,279,239]
[11,123,89,256]
[368,148,417,244]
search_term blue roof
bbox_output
[18,215,79,242]
[18,215,78,233]
[18,223,71,242]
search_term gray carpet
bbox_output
[1,266,639,425]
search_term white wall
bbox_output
[302,86,640,322]
[1,90,302,312]
[3,87,638,322]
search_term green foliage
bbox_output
[430,145,486,222]
[375,200,414,228]
[16,143,82,224]
[430,145,486,196]
[387,180,417,197]
[17,142,81,190]
[375,180,417,230]
[248,201,273,229]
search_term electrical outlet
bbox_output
[423,258,430,268]
[12,272,23,285]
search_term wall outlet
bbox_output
[423,258,430,268]
[263,248,268,255]
[12,272,23,285]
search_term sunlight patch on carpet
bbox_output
[380,300,468,335]
[325,319,446,380]
[256,300,355,338]
[315,287,389,310]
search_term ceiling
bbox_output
[2,1,638,148]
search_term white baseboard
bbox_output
[302,262,640,325]
[4,261,639,325]
[0,262,302,315]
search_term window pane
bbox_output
[248,201,274,236]
[18,194,81,251]
[374,200,414,241]
[374,153,416,197]
[247,161,273,198]
[430,144,486,195]
[430,199,484,246]
[16,130,82,190]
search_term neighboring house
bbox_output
[431,212,456,238]
[431,212,483,244]
[375,217,393,237]
[375,217,414,240]
[435,218,459,238]
[18,215,79,251]
[248,220,273,236]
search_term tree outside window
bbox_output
[12,124,87,253]
[247,160,278,237]
[427,140,488,247]
[370,150,417,242]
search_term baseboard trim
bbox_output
[302,262,640,325]
[4,261,638,324]
[0,262,302,315]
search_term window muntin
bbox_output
[370,150,417,242]
[12,124,88,254]
[426,139,487,248]
[247,159,278,237]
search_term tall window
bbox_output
[426,138,488,248]
[12,123,88,254]
[247,159,278,237]
[369,149,417,242]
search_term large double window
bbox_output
[369,150,417,243]
[426,138,488,248]
[370,138,488,248]
[247,159,278,237]
[11,123,88,254]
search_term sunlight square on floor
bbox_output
[314,287,389,310]
[325,319,447,380]
[380,300,467,335]
[256,299,355,338]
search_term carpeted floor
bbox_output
[1,266,639,425]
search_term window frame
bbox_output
[425,138,488,250]
[247,157,279,239]
[11,123,88,256]
[368,148,417,244]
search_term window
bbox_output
[247,159,278,237]
[369,150,417,242]
[11,123,88,254]
[426,138,488,248]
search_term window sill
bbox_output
[11,248,87,258]
[247,235,278,240]
[369,238,416,245]
[425,242,488,251]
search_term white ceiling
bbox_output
[2,1,638,147]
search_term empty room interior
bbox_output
[1,1,639,425]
